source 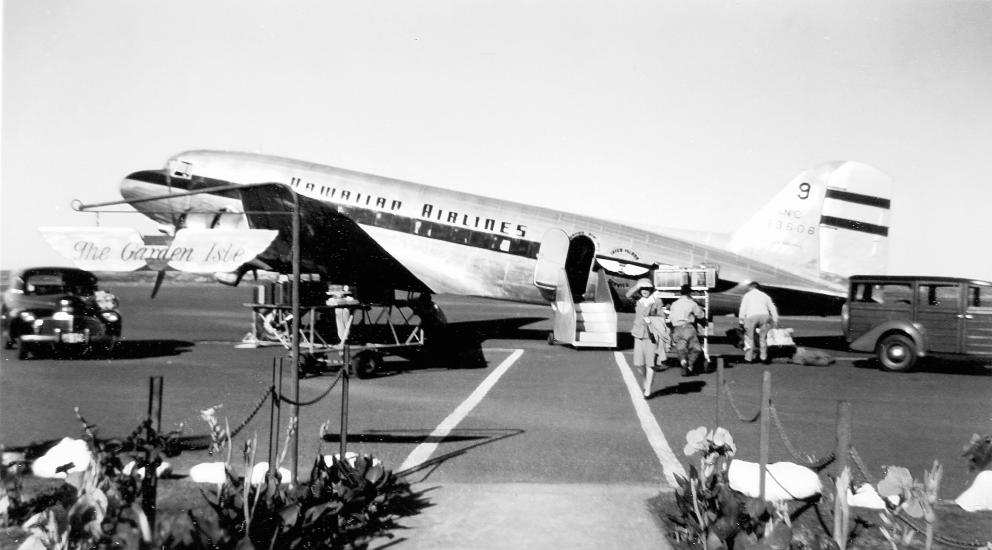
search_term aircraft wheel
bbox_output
[877,333,917,372]
[352,351,382,379]
[547,332,556,345]
[297,354,321,378]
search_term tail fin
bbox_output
[727,161,892,280]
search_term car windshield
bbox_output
[23,272,97,296]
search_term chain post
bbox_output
[141,376,164,542]
[340,345,350,459]
[759,370,771,501]
[715,356,724,427]
[835,401,851,479]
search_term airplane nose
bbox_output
[120,170,175,223]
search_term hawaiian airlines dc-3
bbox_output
[115,151,892,318]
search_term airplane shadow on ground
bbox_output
[355,317,549,375]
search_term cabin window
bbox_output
[918,284,960,309]
[856,283,912,305]
[969,286,991,308]
[499,239,511,252]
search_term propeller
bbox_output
[151,270,166,299]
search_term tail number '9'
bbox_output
[797,182,811,200]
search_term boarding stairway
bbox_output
[548,268,617,348]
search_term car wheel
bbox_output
[877,333,917,372]
[352,351,382,379]
[17,340,31,360]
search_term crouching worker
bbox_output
[738,281,779,363]
[669,284,707,376]
[626,278,663,397]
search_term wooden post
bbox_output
[835,401,851,479]
[340,345,350,459]
[268,357,277,468]
[834,401,852,548]
[141,376,164,538]
[290,194,301,483]
[759,370,771,501]
[715,356,724,427]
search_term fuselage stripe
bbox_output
[824,188,891,209]
[819,215,889,236]
[127,171,543,260]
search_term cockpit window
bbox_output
[168,159,192,179]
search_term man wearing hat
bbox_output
[626,278,664,397]
[668,283,706,376]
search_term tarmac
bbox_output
[379,483,674,550]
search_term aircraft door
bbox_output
[534,228,570,299]
[565,235,596,300]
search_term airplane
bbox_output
[117,150,892,317]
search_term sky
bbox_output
[3,0,991,280]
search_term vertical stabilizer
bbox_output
[728,162,891,280]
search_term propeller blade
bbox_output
[151,270,166,299]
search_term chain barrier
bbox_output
[768,404,835,471]
[277,369,344,407]
[227,386,275,441]
[845,446,988,548]
[721,381,761,423]
[895,510,991,549]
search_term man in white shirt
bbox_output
[738,281,779,363]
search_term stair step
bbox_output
[576,320,616,332]
[576,331,617,346]
[576,310,615,321]
[575,302,615,313]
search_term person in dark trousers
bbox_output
[668,284,706,376]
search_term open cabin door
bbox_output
[533,228,570,301]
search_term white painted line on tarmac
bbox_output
[613,352,686,486]
[399,349,525,472]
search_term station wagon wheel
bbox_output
[877,333,917,372]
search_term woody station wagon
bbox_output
[842,275,992,372]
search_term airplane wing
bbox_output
[238,184,432,294]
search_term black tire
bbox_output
[547,332,556,345]
[17,341,31,360]
[352,351,382,379]
[297,354,321,378]
[877,333,917,372]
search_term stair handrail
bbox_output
[553,268,577,345]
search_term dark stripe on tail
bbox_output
[824,188,891,209]
[820,215,889,236]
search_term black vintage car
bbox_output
[1,267,122,359]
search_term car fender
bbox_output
[850,321,926,356]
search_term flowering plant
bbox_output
[876,461,942,550]
[672,426,746,550]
